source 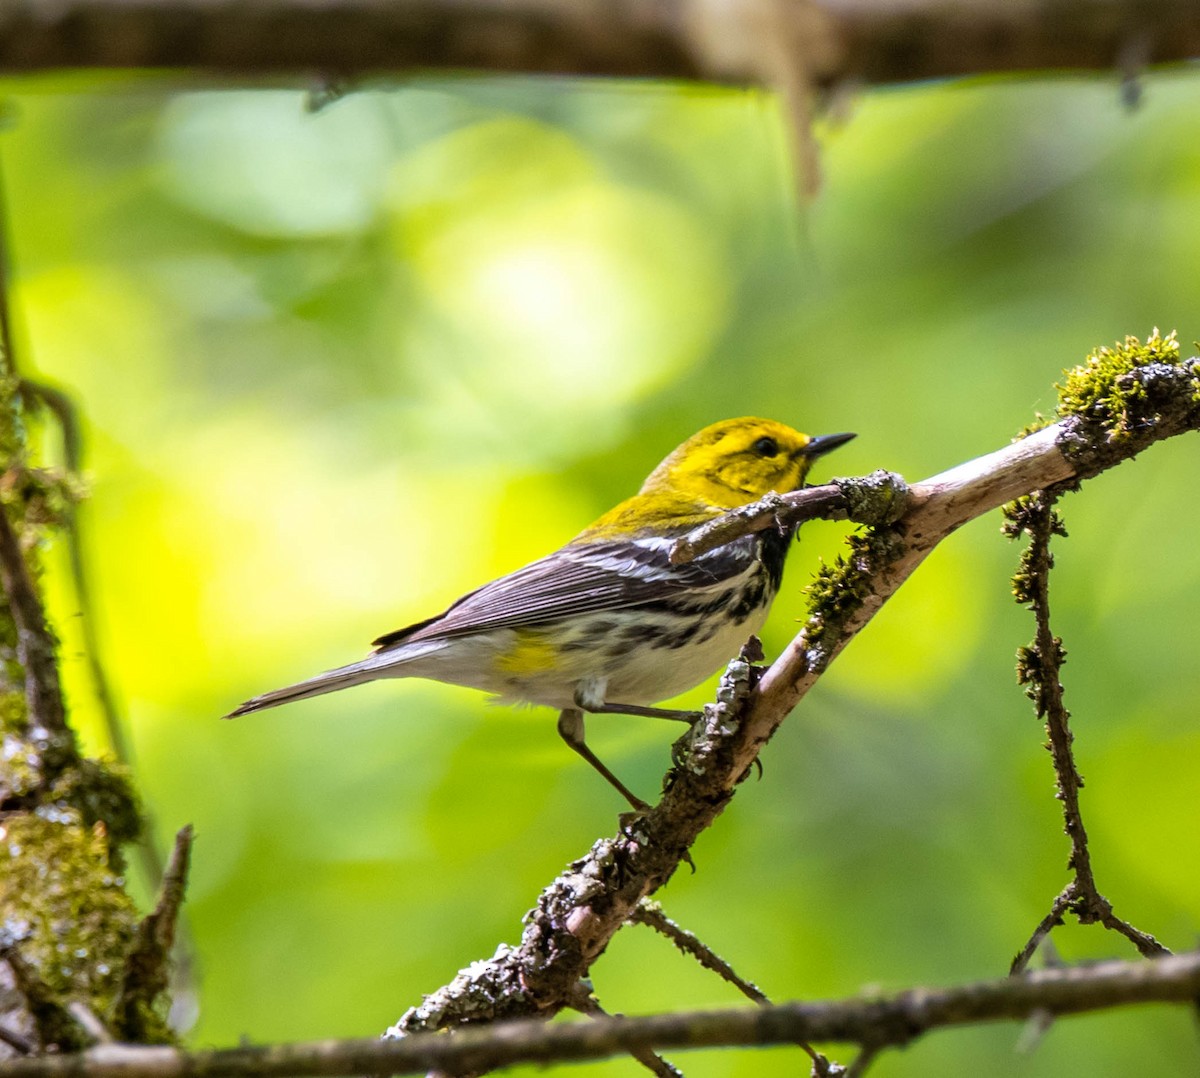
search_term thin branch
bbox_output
[17,383,130,762]
[670,484,853,565]
[113,826,193,1040]
[2,953,1199,1078]
[670,470,910,564]
[631,900,770,1005]
[62,1005,112,1048]
[0,199,76,755]
[1018,493,1094,884]
[631,901,848,1078]
[569,988,681,1078]
[0,1024,35,1056]
[626,897,844,1078]
[1,0,1198,85]
[1006,491,1169,969]
[1,946,79,1053]
[0,489,72,745]
[0,149,16,380]
[16,380,172,898]
[1010,886,1074,976]
[845,1043,881,1078]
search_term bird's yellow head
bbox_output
[581,418,854,538]
[643,417,854,509]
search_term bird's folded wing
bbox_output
[372,534,761,649]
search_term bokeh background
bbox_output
[4,68,1200,1075]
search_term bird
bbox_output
[226,417,855,809]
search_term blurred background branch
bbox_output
[0,0,1197,84]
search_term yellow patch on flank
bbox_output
[494,629,560,676]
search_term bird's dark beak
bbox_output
[801,431,856,458]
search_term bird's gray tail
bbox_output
[224,648,425,718]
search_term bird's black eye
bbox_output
[752,436,779,458]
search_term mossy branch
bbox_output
[0,495,72,753]
[1002,335,1185,972]
[0,360,174,1057]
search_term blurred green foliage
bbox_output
[3,67,1199,1075]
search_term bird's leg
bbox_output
[572,681,699,724]
[582,701,701,723]
[556,708,649,811]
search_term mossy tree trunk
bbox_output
[0,369,177,1056]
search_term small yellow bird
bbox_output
[227,418,854,808]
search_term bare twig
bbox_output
[631,902,849,1078]
[670,484,852,564]
[1,952,1199,1078]
[63,1004,112,1047]
[1010,886,1075,976]
[1006,491,1169,970]
[1,946,77,1053]
[629,896,852,1074]
[113,826,193,1040]
[568,987,681,1078]
[0,176,71,748]
[845,1043,881,1077]
[0,1023,35,1056]
[631,900,770,1005]
[17,383,131,761]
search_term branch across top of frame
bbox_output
[1,0,1198,82]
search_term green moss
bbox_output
[0,373,25,467]
[806,545,869,625]
[1056,329,1180,438]
[0,374,169,1049]
[113,991,175,1045]
[0,688,25,731]
[1014,412,1052,440]
[17,468,83,532]
[804,528,904,668]
[1002,495,1067,607]
[1,729,43,800]
[0,812,138,1038]
[49,759,143,851]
